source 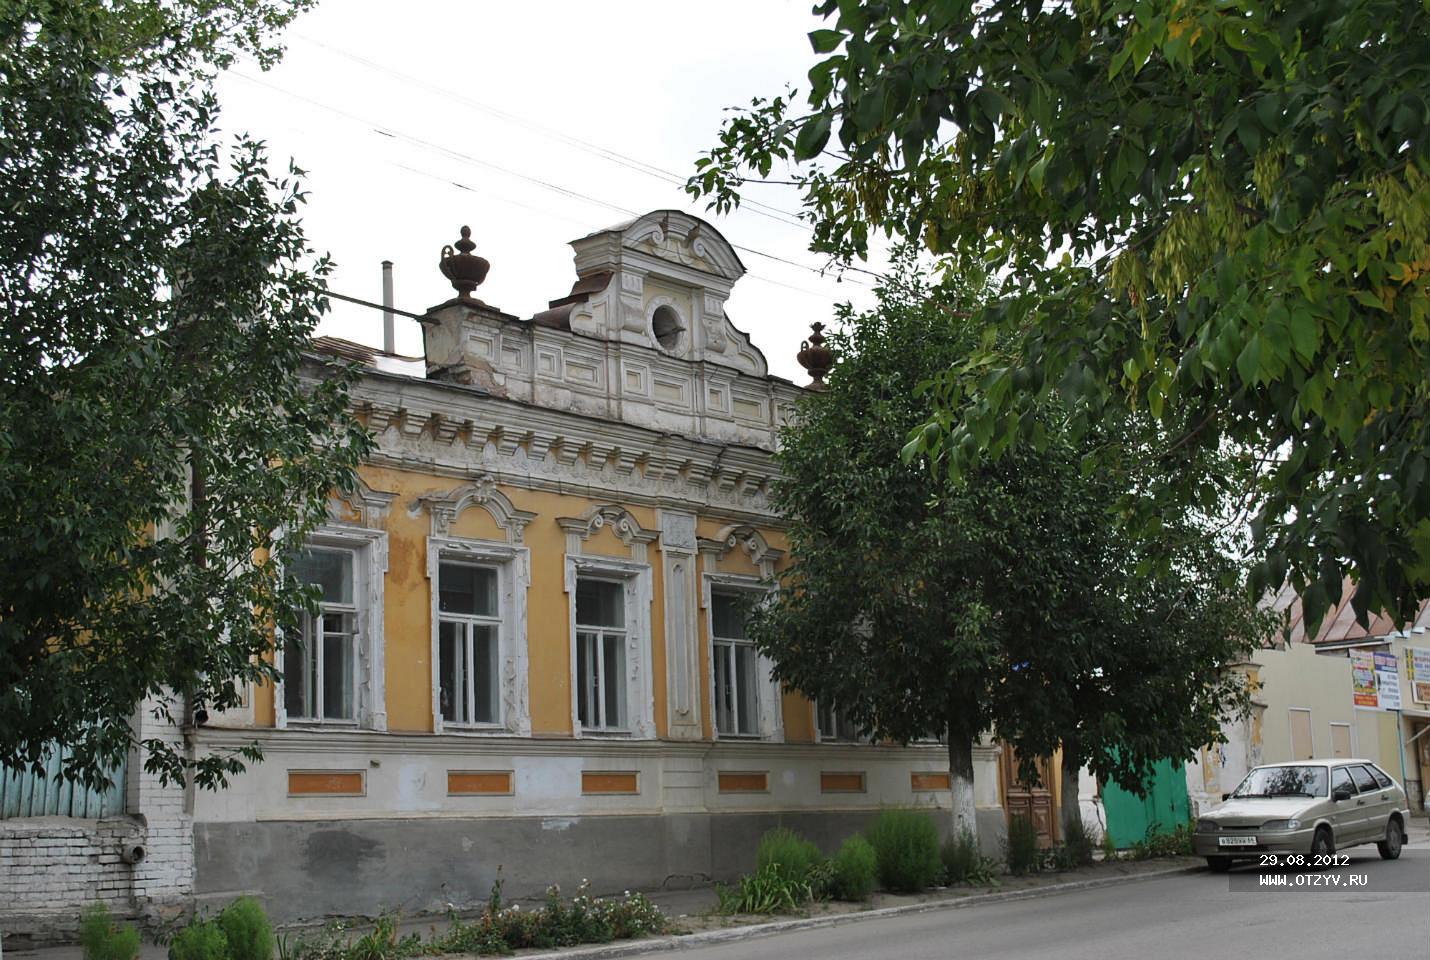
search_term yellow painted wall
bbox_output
[255,465,791,744]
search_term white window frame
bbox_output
[565,555,655,739]
[574,576,630,732]
[815,701,865,744]
[701,573,782,742]
[275,524,388,731]
[428,535,531,736]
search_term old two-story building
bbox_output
[189,209,1015,919]
[0,211,1035,938]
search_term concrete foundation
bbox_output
[194,807,1005,922]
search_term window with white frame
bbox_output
[817,701,863,742]
[437,561,501,726]
[575,577,628,731]
[285,546,360,722]
[711,591,761,736]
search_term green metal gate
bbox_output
[0,744,126,819]
[1101,756,1191,847]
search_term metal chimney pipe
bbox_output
[381,260,395,354]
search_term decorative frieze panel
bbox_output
[698,524,784,580]
[413,476,537,545]
[328,475,396,529]
[348,377,785,523]
[557,504,659,563]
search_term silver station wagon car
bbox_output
[1193,759,1411,871]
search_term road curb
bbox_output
[515,862,1205,960]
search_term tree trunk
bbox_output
[948,734,978,844]
[1060,738,1083,837]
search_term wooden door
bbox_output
[1290,708,1314,759]
[1330,723,1352,759]
[1001,746,1057,847]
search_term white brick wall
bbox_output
[0,696,194,945]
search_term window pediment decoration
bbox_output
[698,524,784,579]
[557,504,658,563]
[328,474,396,529]
[414,476,536,544]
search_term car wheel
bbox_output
[1377,819,1403,860]
[1206,857,1232,873]
[1311,826,1336,858]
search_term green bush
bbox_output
[756,827,824,881]
[941,829,998,885]
[865,809,942,893]
[168,920,228,960]
[427,884,667,955]
[829,835,878,901]
[1100,826,1119,861]
[218,897,275,960]
[716,862,812,914]
[346,915,421,960]
[80,903,142,960]
[1129,822,1195,860]
[1005,815,1043,876]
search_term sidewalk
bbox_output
[11,822,1427,960]
[3,856,1198,960]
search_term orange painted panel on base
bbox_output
[288,770,365,796]
[582,771,639,795]
[447,771,514,796]
[718,771,768,793]
[911,771,951,792]
[820,771,866,793]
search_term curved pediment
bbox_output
[554,210,768,376]
[612,210,746,281]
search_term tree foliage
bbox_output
[690,0,1430,633]
[751,261,1262,830]
[0,0,368,790]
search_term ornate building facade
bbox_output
[188,211,985,919]
[2,211,1011,937]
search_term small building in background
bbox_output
[1188,583,1430,816]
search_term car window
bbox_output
[1369,766,1393,789]
[1348,765,1379,792]
[1331,767,1356,795]
[1232,765,1328,798]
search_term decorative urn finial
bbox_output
[438,225,490,299]
[796,321,835,388]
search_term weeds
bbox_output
[865,809,942,893]
[80,904,141,960]
[1058,817,1097,868]
[168,921,227,960]
[829,835,878,901]
[716,863,814,914]
[1004,816,1043,876]
[1128,822,1195,860]
[941,829,999,886]
[217,897,276,960]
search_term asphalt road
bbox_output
[677,846,1430,960]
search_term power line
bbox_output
[382,160,843,299]
[228,70,868,293]
[290,33,812,232]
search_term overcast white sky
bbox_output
[212,0,883,382]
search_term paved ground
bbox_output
[671,843,1430,960]
[12,820,1429,960]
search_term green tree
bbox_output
[0,0,370,790]
[753,261,1258,841]
[690,0,1430,633]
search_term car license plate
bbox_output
[1219,836,1256,847]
